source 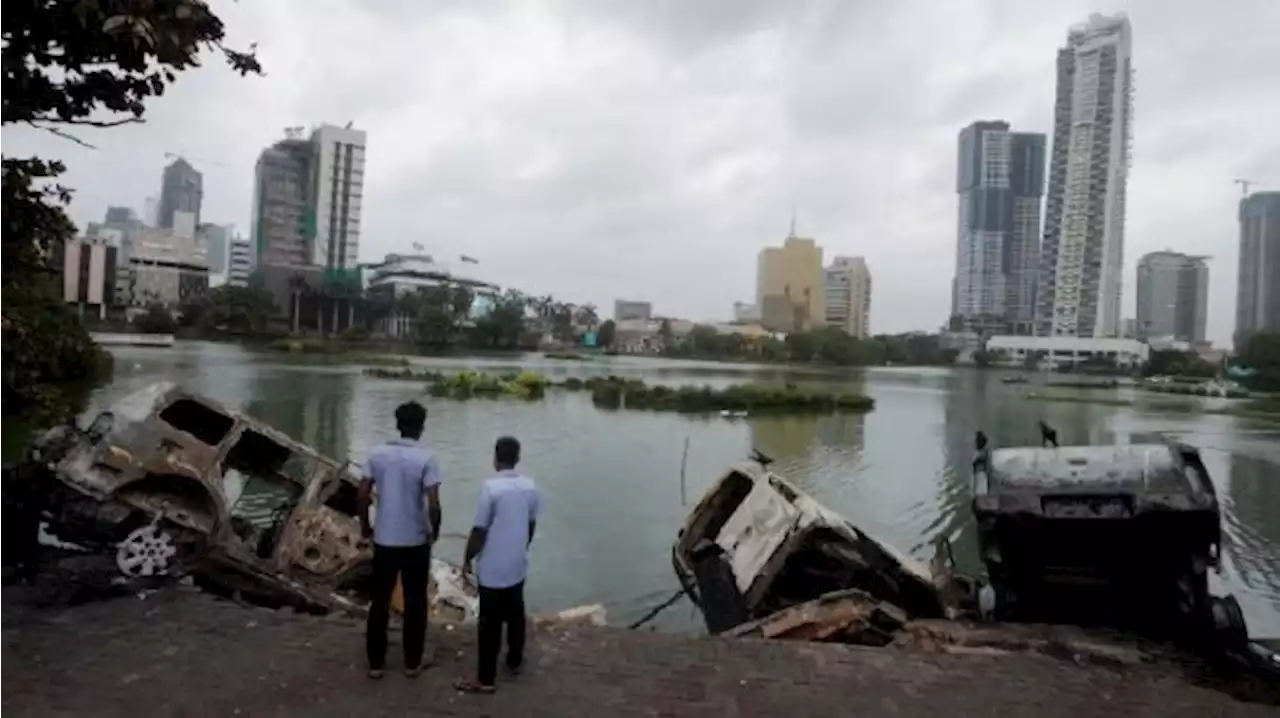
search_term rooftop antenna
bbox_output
[788,200,797,239]
[1235,179,1254,198]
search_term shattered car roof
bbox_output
[985,444,1203,494]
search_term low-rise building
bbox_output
[364,253,500,338]
[62,237,119,319]
[613,299,652,321]
[126,225,209,306]
[984,335,1150,368]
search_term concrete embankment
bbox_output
[3,586,1274,717]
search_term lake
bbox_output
[74,341,1280,636]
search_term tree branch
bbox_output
[29,115,145,128]
[26,122,97,149]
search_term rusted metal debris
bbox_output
[726,588,907,646]
[6,382,477,620]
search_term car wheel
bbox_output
[115,519,197,578]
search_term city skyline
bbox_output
[5,1,1277,345]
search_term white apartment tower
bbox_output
[1034,13,1133,338]
[824,256,872,339]
[310,124,366,269]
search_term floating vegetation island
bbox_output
[364,368,874,414]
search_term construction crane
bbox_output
[1235,178,1258,198]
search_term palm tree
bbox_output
[288,273,307,334]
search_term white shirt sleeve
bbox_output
[473,486,494,530]
[422,452,442,489]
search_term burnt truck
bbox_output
[971,428,1247,646]
[7,382,477,620]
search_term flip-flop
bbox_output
[454,678,496,695]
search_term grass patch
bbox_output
[426,370,551,400]
[582,376,874,414]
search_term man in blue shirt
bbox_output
[455,436,541,694]
[357,401,442,679]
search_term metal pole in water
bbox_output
[679,436,690,506]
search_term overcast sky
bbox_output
[6,0,1279,344]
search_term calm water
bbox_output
[84,342,1280,636]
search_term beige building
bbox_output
[824,256,872,338]
[756,235,825,333]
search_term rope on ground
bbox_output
[628,589,686,630]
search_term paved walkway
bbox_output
[2,587,1274,717]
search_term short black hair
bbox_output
[494,436,520,467]
[395,401,427,435]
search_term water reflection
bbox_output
[32,342,1280,635]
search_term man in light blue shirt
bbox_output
[357,401,441,679]
[455,436,541,694]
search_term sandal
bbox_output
[454,678,496,695]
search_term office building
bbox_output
[158,158,203,229]
[1034,13,1134,338]
[252,124,367,271]
[1135,251,1208,343]
[228,237,253,288]
[613,300,652,321]
[757,234,825,333]
[199,223,231,275]
[127,224,209,306]
[1235,191,1280,346]
[310,124,366,269]
[824,256,872,338]
[62,237,119,319]
[952,121,1045,336]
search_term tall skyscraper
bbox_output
[1235,191,1280,347]
[251,124,367,270]
[824,256,872,338]
[309,124,367,270]
[1034,13,1133,338]
[757,234,825,333]
[158,158,203,229]
[952,121,1045,336]
[1135,251,1208,343]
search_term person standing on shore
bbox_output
[455,436,541,695]
[357,400,442,679]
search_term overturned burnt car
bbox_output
[971,428,1247,646]
[8,382,476,619]
[672,451,946,639]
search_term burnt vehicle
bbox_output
[672,450,946,638]
[970,426,1245,644]
[9,382,476,619]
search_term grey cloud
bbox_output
[4,0,1278,341]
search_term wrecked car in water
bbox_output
[672,452,945,637]
[971,433,1245,643]
[9,382,476,619]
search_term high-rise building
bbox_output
[158,158,203,229]
[1135,251,1208,343]
[1034,13,1133,338]
[252,134,314,267]
[756,234,825,333]
[228,236,253,288]
[824,256,872,338]
[952,121,1046,335]
[198,223,232,275]
[1235,191,1280,347]
[252,124,367,271]
[309,124,367,269]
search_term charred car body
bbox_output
[9,382,476,619]
[672,453,946,640]
[971,428,1246,645]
